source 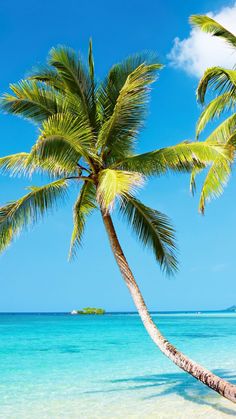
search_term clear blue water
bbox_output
[0,313,236,418]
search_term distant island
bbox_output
[71,307,105,315]
[224,305,236,313]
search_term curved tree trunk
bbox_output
[101,210,236,403]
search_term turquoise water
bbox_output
[0,313,236,418]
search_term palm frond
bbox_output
[30,143,80,177]
[87,39,98,132]
[48,45,99,130]
[97,52,159,122]
[28,66,64,90]
[97,63,162,159]
[0,153,32,177]
[191,15,236,212]
[32,138,81,175]
[119,194,177,274]
[196,93,236,138]
[32,112,99,173]
[69,181,97,259]
[0,179,68,252]
[48,46,93,117]
[39,111,94,152]
[190,15,236,48]
[190,167,201,196]
[88,39,95,83]
[191,131,236,212]
[97,169,144,210]
[115,142,231,175]
[197,67,236,104]
[198,151,233,214]
[0,151,76,178]
[204,113,236,144]
[0,80,66,123]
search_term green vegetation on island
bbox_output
[71,308,105,315]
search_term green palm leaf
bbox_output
[115,142,230,175]
[191,133,236,212]
[69,181,97,259]
[32,113,100,174]
[0,80,66,123]
[97,169,144,210]
[190,15,236,213]
[196,93,236,138]
[38,111,94,154]
[87,39,97,131]
[0,179,68,252]
[190,167,201,196]
[97,52,159,122]
[0,151,76,178]
[119,195,177,274]
[28,66,65,90]
[32,137,81,175]
[88,39,95,83]
[190,15,236,48]
[0,153,32,177]
[97,63,162,159]
[203,113,236,144]
[198,148,234,214]
[197,67,236,104]
[48,46,93,119]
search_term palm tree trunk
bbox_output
[101,210,236,403]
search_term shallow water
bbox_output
[0,313,236,418]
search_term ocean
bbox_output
[0,312,236,418]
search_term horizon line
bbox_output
[0,309,233,314]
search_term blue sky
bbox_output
[0,0,235,312]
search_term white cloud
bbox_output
[211,263,227,273]
[190,263,228,273]
[168,2,236,77]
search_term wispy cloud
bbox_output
[167,2,236,78]
[190,263,228,273]
[211,263,228,273]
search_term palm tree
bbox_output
[0,43,235,402]
[190,15,236,213]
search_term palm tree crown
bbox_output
[0,42,232,272]
[190,15,236,213]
